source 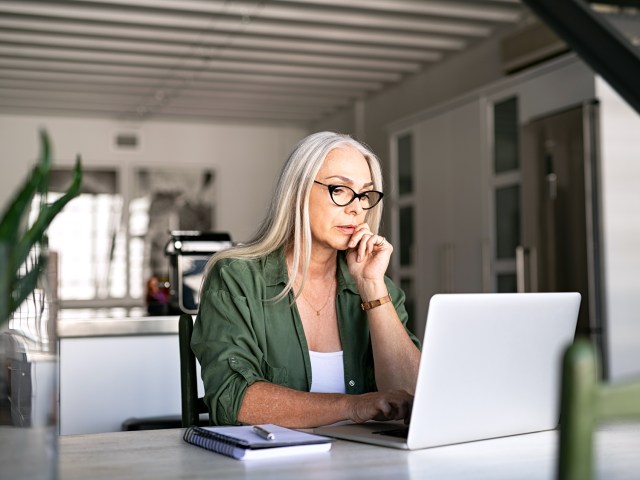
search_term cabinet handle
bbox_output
[516,246,537,293]
[482,239,491,293]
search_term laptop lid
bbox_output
[315,292,580,450]
[408,292,580,449]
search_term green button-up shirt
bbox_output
[192,248,420,426]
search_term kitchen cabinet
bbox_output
[388,54,640,380]
[58,313,203,435]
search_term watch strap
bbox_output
[360,294,392,311]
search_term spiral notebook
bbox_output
[183,424,332,460]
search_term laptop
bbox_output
[315,292,581,450]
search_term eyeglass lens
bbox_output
[329,185,382,209]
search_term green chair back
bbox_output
[178,313,209,427]
[558,338,640,479]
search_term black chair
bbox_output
[178,313,209,427]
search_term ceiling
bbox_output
[0,0,529,126]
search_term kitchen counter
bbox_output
[58,309,182,338]
[57,309,197,435]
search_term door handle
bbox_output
[546,172,557,200]
[482,239,491,293]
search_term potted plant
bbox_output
[0,130,82,327]
[0,130,82,479]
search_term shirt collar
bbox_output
[336,251,359,294]
[263,248,288,287]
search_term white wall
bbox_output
[597,78,640,380]
[0,114,308,242]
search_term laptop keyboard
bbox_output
[372,427,409,439]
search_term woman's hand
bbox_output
[347,390,413,424]
[346,223,393,286]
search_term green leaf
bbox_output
[1,132,82,327]
[0,242,9,322]
[0,166,44,245]
[13,156,82,273]
[7,253,47,316]
[36,129,52,194]
[0,130,52,245]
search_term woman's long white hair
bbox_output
[204,131,384,302]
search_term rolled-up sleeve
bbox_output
[191,262,269,426]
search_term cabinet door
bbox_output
[448,102,486,293]
[415,113,450,311]
[407,99,486,336]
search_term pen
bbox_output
[253,425,276,441]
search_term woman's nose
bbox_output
[346,197,364,215]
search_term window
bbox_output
[492,96,521,292]
[397,133,414,195]
[399,205,414,267]
[391,131,418,334]
[32,169,127,303]
[494,97,520,173]
[495,185,521,260]
[32,166,215,308]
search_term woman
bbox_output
[192,131,421,428]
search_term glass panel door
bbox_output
[492,96,521,292]
[391,131,417,335]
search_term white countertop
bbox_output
[58,309,188,338]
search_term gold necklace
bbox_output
[300,278,335,316]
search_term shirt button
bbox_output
[348,380,355,387]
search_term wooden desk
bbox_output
[59,423,640,479]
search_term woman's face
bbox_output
[309,145,374,252]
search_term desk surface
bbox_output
[59,423,640,480]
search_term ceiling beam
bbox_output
[0,3,468,50]
[0,19,442,62]
[0,34,425,73]
[0,58,385,90]
[521,0,640,115]
[276,0,524,22]
[73,0,493,37]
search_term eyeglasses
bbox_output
[313,181,384,210]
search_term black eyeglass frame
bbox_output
[313,180,384,210]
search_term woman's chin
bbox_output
[334,239,351,251]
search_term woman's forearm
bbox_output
[237,382,353,428]
[237,382,413,428]
[368,304,421,393]
[358,281,421,394]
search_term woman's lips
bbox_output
[337,225,356,235]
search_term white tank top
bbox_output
[308,350,346,394]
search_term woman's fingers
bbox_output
[348,223,390,262]
[348,223,371,248]
[348,390,413,423]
